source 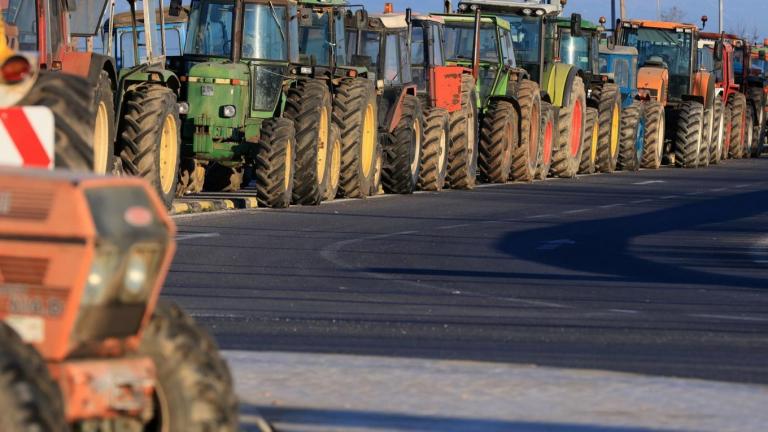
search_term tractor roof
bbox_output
[556,17,599,31]
[112,7,189,28]
[298,0,348,5]
[368,14,408,29]
[457,0,561,17]
[621,19,698,32]
[413,14,445,24]
[599,45,637,56]
[439,13,512,31]
[699,31,746,45]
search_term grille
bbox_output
[0,187,53,220]
[0,256,49,285]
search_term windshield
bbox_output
[2,0,37,51]
[622,27,692,98]
[299,9,331,66]
[443,22,499,63]
[501,15,541,65]
[560,30,590,71]
[185,1,287,60]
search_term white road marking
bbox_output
[630,199,652,204]
[685,191,702,196]
[633,180,666,185]
[750,235,768,265]
[526,213,554,219]
[660,195,679,200]
[710,187,728,192]
[176,232,221,241]
[609,309,639,314]
[599,203,624,209]
[437,224,471,229]
[689,313,768,322]
[563,208,589,214]
[734,183,752,188]
[537,239,576,250]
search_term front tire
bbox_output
[324,124,342,201]
[479,99,517,183]
[592,83,621,173]
[550,77,586,178]
[511,80,541,182]
[536,102,558,180]
[333,78,378,198]
[641,101,665,169]
[617,101,644,171]
[579,107,599,174]
[140,302,239,432]
[446,74,479,189]
[673,100,704,168]
[727,93,747,159]
[118,84,181,208]
[710,96,725,165]
[253,117,296,208]
[383,94,423,194]
[418,108,450,191]
[92,70,116,174]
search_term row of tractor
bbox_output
[5,0,768,215]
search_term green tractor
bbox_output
[440,11,551,183]
[457,0,591,179]
[177,0,310,208]
[292,1,379,201]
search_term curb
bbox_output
[171,196,259,215]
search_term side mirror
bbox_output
[299,8,313,27]
[169,0,182,17]
[352,54,372,67]
[444,0,451,13]
[714,40,724,62]
[570,13,582,37]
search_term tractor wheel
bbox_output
[744,103,756,158]
[204,163,244,192]
[17,71,93,172]
[536,102,557,180]
[333,78,378,198]
[699,103,714,167]
[446,74,478,190]
[479,99,516,183]
[722,104,733,160]
[418,108,450,191]
[727,92,747,159]
[91,70,116,174]
[324,124,342,201]
[382,94,423,194]
[591,83,621,173]
[673,100,704,168]
[253,117,296,208]
[748,87,766,157]
[710,96,725,165]
[285,80,333,205]
[641,101,665,169]
[118,84,181,208]
[140,301,239,432]
[511,79,541,182]
[0,323,67,432]
[617,101,644,171]
[370,141,384,196]
[550,77,586,178]
[579,107,599,174]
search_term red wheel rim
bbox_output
[570,99,583,157]
[543,117,554,164]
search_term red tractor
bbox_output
[410,13,478,190]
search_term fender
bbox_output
[637,66,669,104]
[386,84,418,133]
[543,63,578,108]
[122,68,181,94]
[60,52,117,91]
[692,70,715,108]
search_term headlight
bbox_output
[221,105,236,118]
[120,243,163,303]
[178,101,189,115]
[299,66,313,75]
[82,245,121,305]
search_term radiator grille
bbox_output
[0,256,49,285]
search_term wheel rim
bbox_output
[284,140,293,190]
[635,119,645,160]
[590,120,599,163]
[437,129,447,172]
[361,103,375,178]
[529,103,540,163]
[93,101,110,174]
[329,138,341,192]
[570,99,583,157]
[159,114,178,194]
[316,107,329,185]
[503,119,513,169]
[716,111,724,156]
[411,119,421,176]
[543,115,554,165]
[609,103,620,156]
[657,115,665,161]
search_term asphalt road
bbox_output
[166,158,768,385]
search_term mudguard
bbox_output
[60,51,118,91]
[692,70,715,107]
[543,63,578,108]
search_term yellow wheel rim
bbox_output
[610,103,620,156]
[329,137,341,192]
[590,120,599,163]
[284,140,292,190]
[411,119,421,174]
[93,101,110,174]
[159,114,178,194]
[316,107,329,185]
[361,103,375,178]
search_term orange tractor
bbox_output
[617,20,716,168]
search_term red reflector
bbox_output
[231,79,241,85]
[1,56,31,83]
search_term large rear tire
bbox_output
[0,323,67,432]
[536,102,558,180]
[118,84,181,208]
[140,301,239,432]
[418,108,450,191]
[91,70,116,174]
[324,124,342,201]
[17,71,93,172]
[333,78,378,198]
[253,117,296,208]
[727,92,747,159]
[591,83,621,173]
[284,80,333,205]
[446,74,478,189]
[579,107,599,174]
[699,103,714,167]
[641,101,665,169]
[550,77,586,178]
[710,96,725,165]
[478,99,516,183]
[383,94,423,194]
[511,79,542,182]
[673,100,704,168]
[617,101,644,171]
[744,103,756,158]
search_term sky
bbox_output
[359,0,768,40]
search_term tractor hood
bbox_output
[186,62,251,128]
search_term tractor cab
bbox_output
[108,7,189,70]
[599,44,639,107]
[556,16,600,84]
[294,0,356,78]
